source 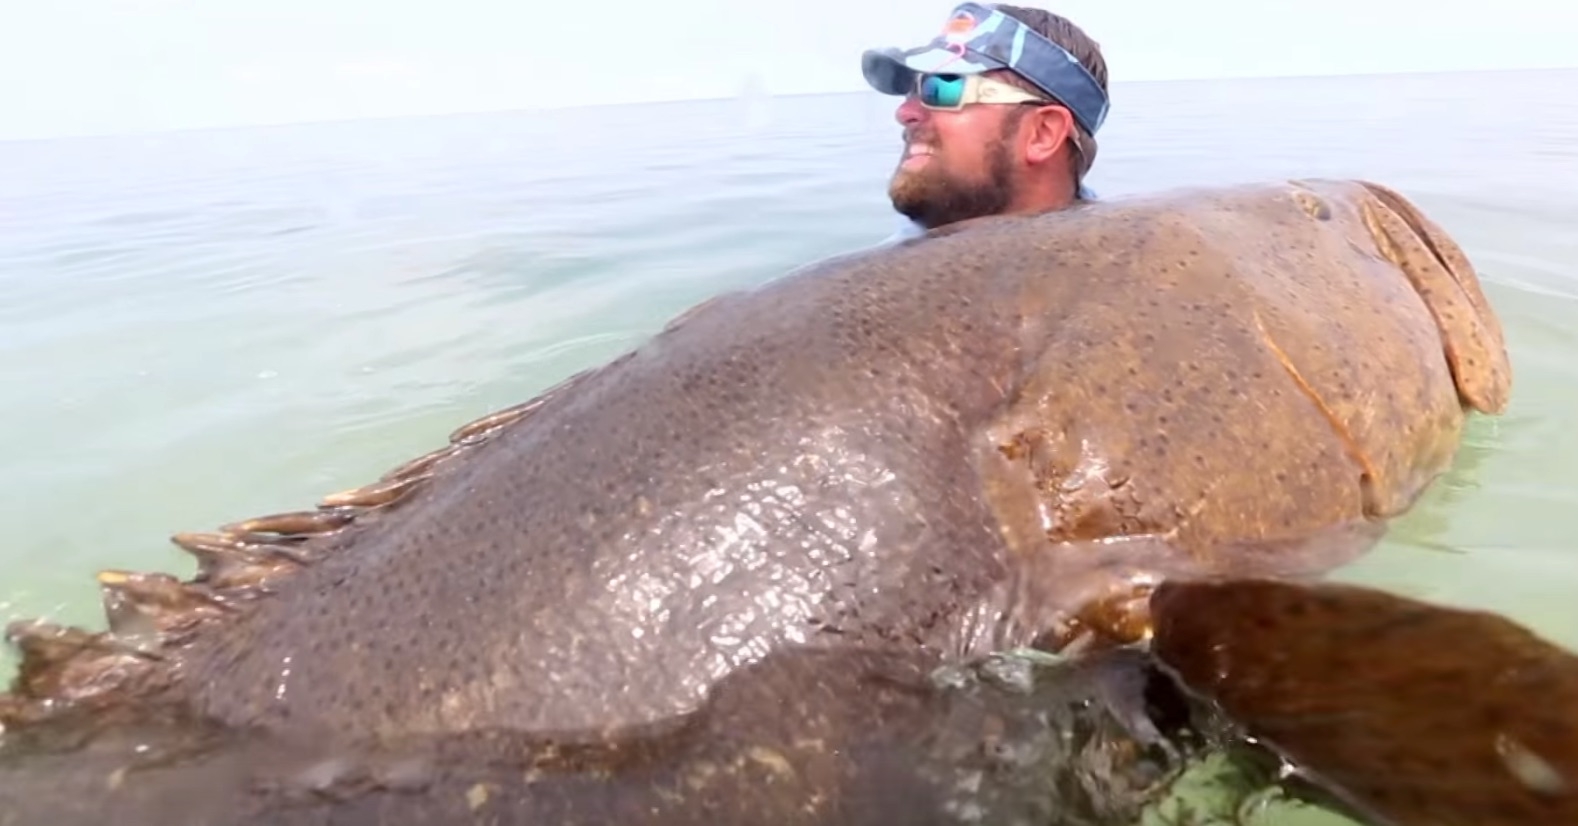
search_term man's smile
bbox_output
[901,142,935,167]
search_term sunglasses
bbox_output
[914,73,1053,110]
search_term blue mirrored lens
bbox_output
[919,74,964,107]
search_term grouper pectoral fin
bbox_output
[1149,578,1578,826]
[1349,180,1513,415]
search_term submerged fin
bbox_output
[97,570,230,649]
[171,531,310,593]
[6,620,158,704]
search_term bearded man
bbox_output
[862,3,1110,241]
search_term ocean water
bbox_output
[1,67,1576,822]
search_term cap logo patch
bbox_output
[941,11,976,42]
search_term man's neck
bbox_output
[1004,192,1075,217]
[1002,175,1080,216]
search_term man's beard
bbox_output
[888,136,1018,231]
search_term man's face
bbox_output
[888,75,1027,230]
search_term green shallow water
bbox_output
[1,67,1575,824]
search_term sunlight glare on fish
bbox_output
[272,654,294,703]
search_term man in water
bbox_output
[861,3,1110,241]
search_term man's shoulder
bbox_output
[879,220,928,246]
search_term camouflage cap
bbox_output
[861,2,1109,137]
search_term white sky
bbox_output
[3,0,1575,140]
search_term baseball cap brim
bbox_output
[861,45,1005,97]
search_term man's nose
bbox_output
[895,95,927,127]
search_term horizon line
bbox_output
[2,63,1571,146]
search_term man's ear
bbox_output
[1022,105,1075,166]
